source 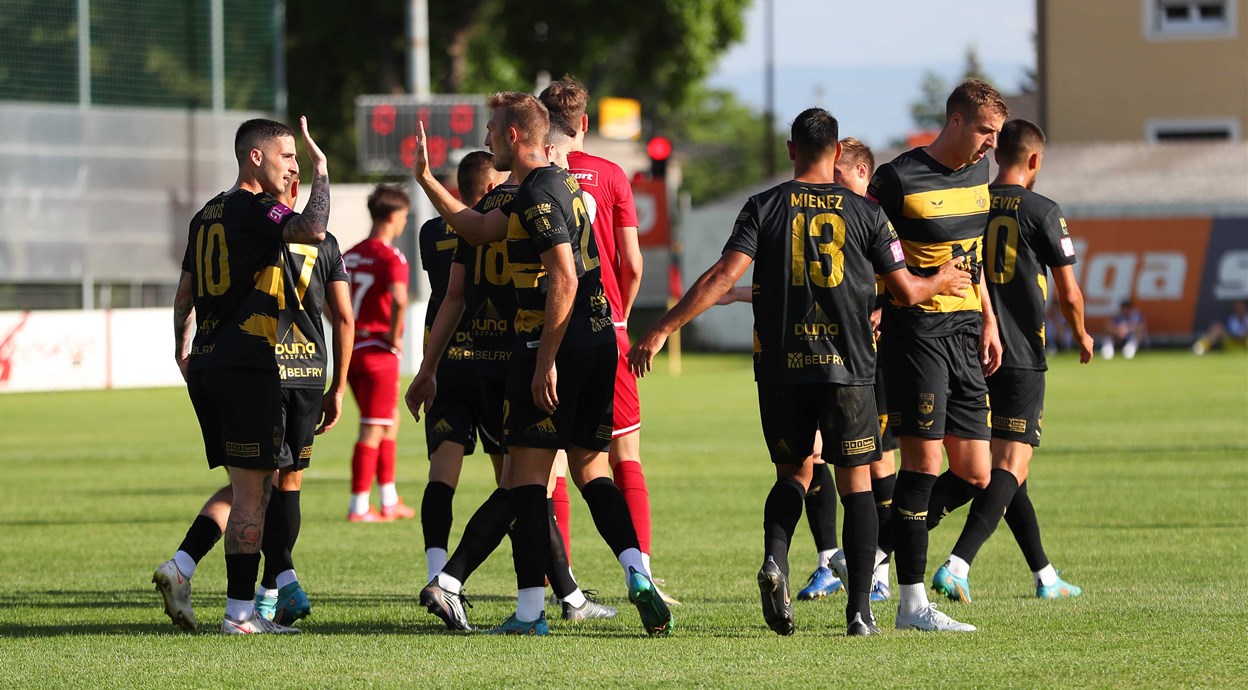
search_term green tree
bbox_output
[668,87,788,206]
[909,44,996,130]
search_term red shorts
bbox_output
[613,326,641,437]
[347,345,400,426]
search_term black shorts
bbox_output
[425,366,507,456]
[187,368,288,471]
[280,387,322,470]
[875,363,899,452]
[884,333,991,441]
[986,367,1045,447]
[758,383,882,468]
[504,342,615,452]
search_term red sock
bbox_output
[552,476,572,562]
[377,439,396,485]
[351,443,379,494]
[612,460,651,555]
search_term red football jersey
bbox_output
[344,237,408,350]
[567,151,638,322]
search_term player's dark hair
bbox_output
[946,79,1009,122]
[996,119,1047,167]
[457,151,498,203]
[487,91,549,148]
[546,112,577,148]
[367,184,411,222]
[839,137,875,177]
[790,108,839,158]
[234,118,294,165]
[539,75,589,132]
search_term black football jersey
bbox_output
[419,217,460,337]
[181,189,296,371]
[724,180,906,385]
[277,232,349,388]
[500,165,614,351]
[447,183,518,375]
[984,184,1078,370]
[868,147,990,337]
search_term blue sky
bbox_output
[707,0,1036,148]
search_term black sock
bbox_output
[443,488,512,583]
[225,552,261,602]
[580,477,640,557]
[762,477,805,579]
[545,499,578,599]
[421,481,456,551]
[804,463,838,555]
[1004,481,1050,572]
[840,491,877,623]
[926,470,980,531]
[178,515,222,564]
[891,470,937,586]
[951,468,1020,565]
[872,473,896,560]
[282,490,302,555]
[508,484,549,590]
[260,491,291,590]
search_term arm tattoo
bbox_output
[283,171,330,244]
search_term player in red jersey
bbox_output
[539,77,678,601]
[343,186,416,522]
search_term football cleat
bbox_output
[757,557,795,636]
[419,580,473,631]
[932,562,973,603]
[628,567,673,636]
[562,591,617,621]
[1037,574,1082,599]
[273,582,312,626]
[254,590,278,621]
[895,603,976,632]
[870,579,892,602]
[153,560,196,632]
[379,500,416,521]
[221,614,300,635]
[347,508,387,523]
[846,611,881,637]
[484,612,549,636]
[796,566,844,600]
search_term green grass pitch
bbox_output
[1,351,1245,688]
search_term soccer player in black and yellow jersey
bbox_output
[630,109,971,636]
[930,119,1091,602]
[408,92,670,636]
[867,79,1006,632]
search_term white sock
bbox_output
[874,562,891,586]
[618,547,649,583]
[426,548,448,583]
[562,588,586,608]
[873,547,888,570]
[173,551,197,579]
[436,572,462,594]
[275,569,298,590]
[818,548,838,571]
[517,587,545,622]
[641,552,652,575]
[256,586,279,600]
[898,583,929,614]
[1123,341,1138,359]
[225,597,254,621]
[350,492,371,515]
[380,482,399,507]
[946,555,971,578]
[1035,564,1058,587]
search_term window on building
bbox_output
[1146,0,1238,39]
[1147,118,1241,141]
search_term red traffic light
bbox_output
[646,136,672,161]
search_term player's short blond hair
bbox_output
[487,91,549,148]
[838,137,875,177]
[946,78,1009,122]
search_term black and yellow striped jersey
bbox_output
[182,189,294,372]
[448,183,518,373]
[500,165,614,351]
[985,184,1077,371]
[868,147,990,337]
[723,180,906,385]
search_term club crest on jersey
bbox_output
[267,202,293,224]
[918,392,935,415]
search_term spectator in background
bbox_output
[1192,300,1248,355]
[1101,301,1146,360]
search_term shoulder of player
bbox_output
[419,217,446,237]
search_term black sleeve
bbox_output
[867,205,906,275]
[866,163,904,222]
[323,234,349,283]
[722,196,762,259]
[451,236,471,266]
[247,193,296,240]
[418,219,442,272]
[1033,203,1077,268]
[516,180,572,254]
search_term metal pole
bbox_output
[77,0,90,106]
[211,0,224,111]
[406,0,433,305]
[763,0,776,178]
[274,0,287,117]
